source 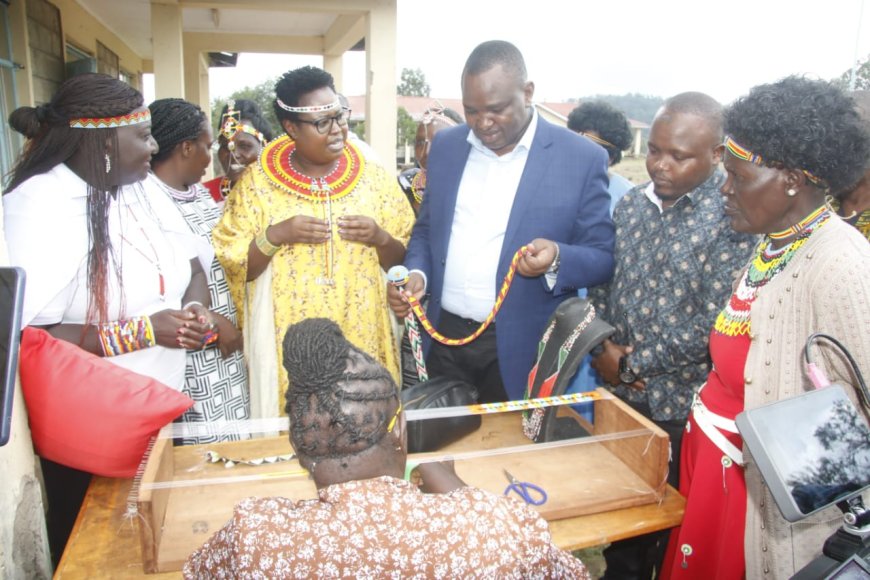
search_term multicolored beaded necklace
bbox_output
[410,170,426,204]
[714,206,831,336]
[259,135,365,286]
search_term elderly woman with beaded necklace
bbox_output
[213,66,415,419]
[661,76,870,580]
[147,98,251,441]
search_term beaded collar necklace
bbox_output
[150,173,197,202]
[258,135,364,202]
[768,205,827,240]
[713,207,831,337]
[258,135,365,286]
[410,170,426,204]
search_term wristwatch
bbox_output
[547,244,561,275]
[618,354,638,384]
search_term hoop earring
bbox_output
[787,188,797,197]
[105,153,111,174]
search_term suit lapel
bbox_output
[437,129,472,257]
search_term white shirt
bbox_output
[4,164,198,390]
[441,110,539,321]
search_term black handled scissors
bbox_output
[502,469,548,505]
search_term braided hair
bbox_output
[148,98,207,163]
[6,73,144,325]
[282,318,399,463]
[273,66,336,125]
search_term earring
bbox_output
[105,153,111,174]
[787,188,797,197]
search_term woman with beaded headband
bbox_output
[398,104,463,215]
[661,77,870,579]
[203,99,273,204]
[212,66,414,418]
[3,73,211,563]
[148,98,251,442]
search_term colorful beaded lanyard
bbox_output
[395,246,530,346]
[522,305,599,441]
[714,206,831,337]
[259,135,365,285]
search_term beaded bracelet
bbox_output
[98,316,156,357]
[255,229,280,257]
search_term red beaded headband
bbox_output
[725,135,823,186]
[69,110,151,129]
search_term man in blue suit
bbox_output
[388,40,614,402]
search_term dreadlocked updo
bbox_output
[282,318,399,463]
[148,98,207,163]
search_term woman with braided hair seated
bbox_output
[148,98,250,441]
[3,73,210,563]
[184,317,589,579]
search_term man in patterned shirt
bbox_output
[588,92,756,580]
[184,318,588,579]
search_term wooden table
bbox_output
[56,397,686,577]
[54,475,684,579]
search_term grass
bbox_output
[613,156,649,186]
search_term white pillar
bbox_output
[365,5,397,168]
[151,3,185,99]
[324,54,343,93]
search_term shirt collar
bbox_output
[466,107,538,158]
[642,171,722,213]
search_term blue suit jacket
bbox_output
[405,117,615,400]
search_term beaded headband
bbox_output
[421,104,458,127]
[580,131,616,150]
[69,110,151,129]
[724,135,823,186]
[275,97,340,114]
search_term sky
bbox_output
[198,0,870,107]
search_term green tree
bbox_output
[210,77,281,137]
[834,54,870,90]
[397,107,417,147]
[397,68,430,97]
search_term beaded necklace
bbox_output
[258,135,365,286]
[219,176,232,200]
[150,173,197,202]
[714,208,831,336]
[120,204,166,301]
[410,170,427,204]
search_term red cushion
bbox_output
[18,327,193,477]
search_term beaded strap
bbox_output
[98,316,156,357]
[405,246,529,346]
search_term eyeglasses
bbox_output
[296,107,351,135]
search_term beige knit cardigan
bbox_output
[741,216,870,578]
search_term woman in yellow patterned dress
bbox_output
[213,66,414,418]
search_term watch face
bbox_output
[618,355,637,384]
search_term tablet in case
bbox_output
[736,385,870,523]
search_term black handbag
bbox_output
[400,376,482,453]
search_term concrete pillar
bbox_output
[365,5,397,169]
[323,54,343,93]
[151,3,184,99]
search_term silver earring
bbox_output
[787,188,797,197]
[104,153,111,174]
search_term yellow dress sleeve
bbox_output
[212,168,269,326]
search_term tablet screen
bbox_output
[737,385,870,520]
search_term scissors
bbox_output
[502,469,548,505]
